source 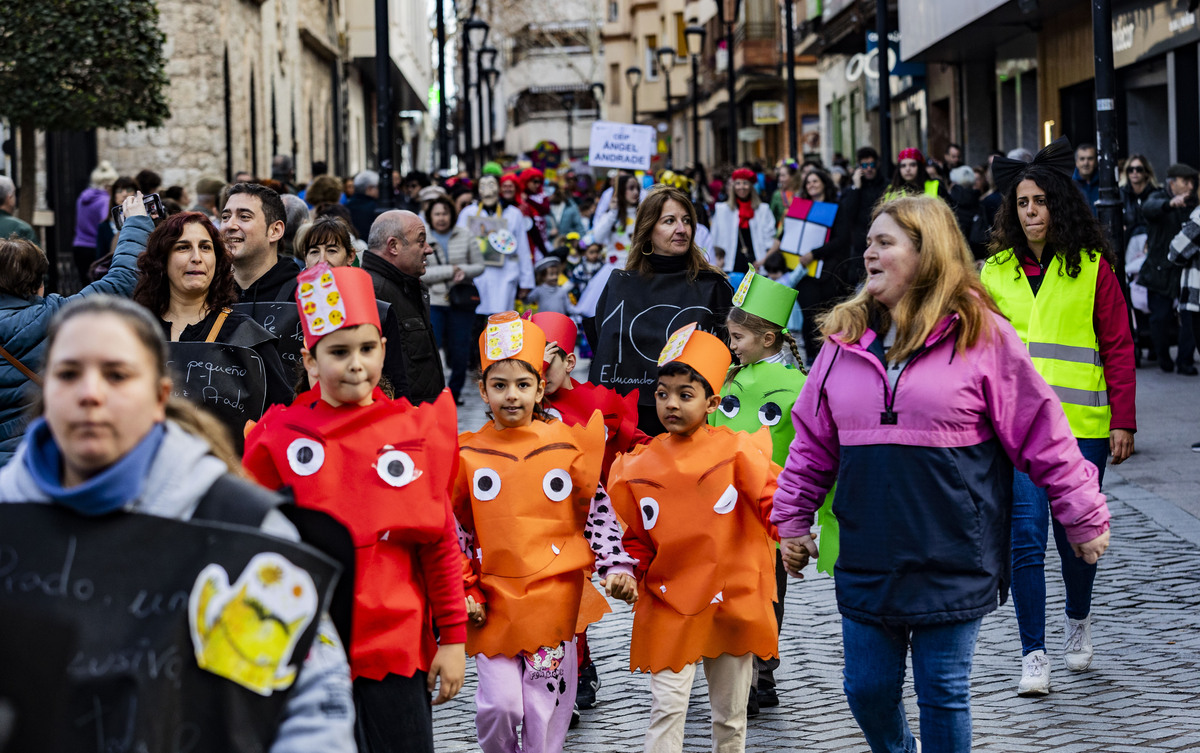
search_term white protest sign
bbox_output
[588,121,656,171]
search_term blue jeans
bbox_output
[429,305,475,399]
[1010,437,1108,655]
[842,617,981,753]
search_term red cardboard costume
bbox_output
[606,324,781,672]
[532,312,649,478]
[244,264,467,680]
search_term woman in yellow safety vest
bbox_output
[980,137,1136,699]
[883,147,951,203]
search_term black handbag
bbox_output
[446,282,481,310]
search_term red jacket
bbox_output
[244,387,467,680]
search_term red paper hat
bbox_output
[480,312,548,375]
[519,167,545,192]
[295,263,381,349]
[898,148,924,162]
[500,173,520,186]
[731,168,756,182]
[531,312,577,360]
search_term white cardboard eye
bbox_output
[639,497,660,530]
[473,468,502,501]
[713,484,737,515]
[542,468,573,501]
[377,450,420,488]
[719,395,741,418]
[758,402,783,427]
[287,438,325,476]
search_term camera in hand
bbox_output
[110,193,166,231]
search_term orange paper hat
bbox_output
[480,311,547,374]
[295,262,381,349]
[530,312,577,361]
[658,323,731,394]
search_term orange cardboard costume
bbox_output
[607,425,781,673]
[455,412,608,658]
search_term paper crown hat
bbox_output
[480,312,547,374]
[658,323,731,394]
[530,312,577,359]
[732,269,798,329]
[295,263,381,349]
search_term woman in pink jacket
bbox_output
[772,195,1111,753]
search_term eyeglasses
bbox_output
[860,161,877,169]
[1126,165,1145,174]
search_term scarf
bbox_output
[21,418,166,516]
[737,199,755,230]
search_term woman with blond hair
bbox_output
[772,195,1111,753]
[586,185,732,433]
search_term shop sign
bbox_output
[753,101,786,125]
[1113,0,1200,68]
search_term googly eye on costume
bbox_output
[542,469,573,501]
[757,402,783,427]
[287,438,326,476]
[639,497,660,530]
[713,484,738,515]
[377,449,421,488]
[473,468,502,501]
[718,395,740,418]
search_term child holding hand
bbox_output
[608,324,781,753]
[455,312,637,753]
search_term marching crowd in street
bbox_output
[2,134,1198,753]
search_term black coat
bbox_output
[1142,186,1196,297]
[361,252,446,404]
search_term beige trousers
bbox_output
[644,653,754,753]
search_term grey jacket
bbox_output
[0,422,357,753]
[426,224,485,307]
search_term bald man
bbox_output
[363,210,447,403]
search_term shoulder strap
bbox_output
[192,473,279,527]
[0,345,42,387]
[204,308,232,343]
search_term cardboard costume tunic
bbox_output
[544,377,649,480]
[244,387,467,681]
[455,413,607,658]
[608,425,781,672]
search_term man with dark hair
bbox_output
[944,143,963,170]
[135,169,162,196]
[1142,163,1200,374]
[821,145,888,291]
[272,154,297,194]
[363,210,445,403]
[1073,143,1100,216]
[221,182,299,301]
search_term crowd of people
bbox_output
[8,130,1200,753]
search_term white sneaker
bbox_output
[1017,650,1051,696]
[1064,615,1094,671]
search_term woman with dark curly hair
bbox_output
[980,137,1135,699]
[132,212,293,410]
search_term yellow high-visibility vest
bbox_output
[981,251,1110,438]
[883,180,940,202]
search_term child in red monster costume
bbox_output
[243,263,467,753]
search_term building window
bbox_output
[675,13,687,53]
[646,34,659,80]
[609,63,621,105]
[609,0,619,22]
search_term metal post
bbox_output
[632,85,639,123]
[875,0,892,172]
[784,0,797,161]
[663,71,673,168]
[692,53,701,167]
[374,0,394,210]
[1092,0,1123,256]
[461,31,475,175]
[566,96,575,159]
[475,50,486,168]
[435,0,449,169]
[486,72,498,159]
[482,75,492,160]
[726,21,737,165]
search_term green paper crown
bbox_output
[732,270,798,328]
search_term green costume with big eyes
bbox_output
[710,360,839,574]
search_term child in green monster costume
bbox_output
[710,269,839,712]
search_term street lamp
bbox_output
[563,91,576,160]
[625,66,642,124]
[713,0,743,165]
[783,0,798,161]
[685,25,706,168]
[591,81,605,120]
[483,67,500,159]
[461,18,490,175]
[477,44,497,166]
[657,47,676,168]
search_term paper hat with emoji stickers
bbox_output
[295,263,380,349]
[731,269,798,329]
[658,323,732,395]
[531,312,577,361]
[480,311,548,375]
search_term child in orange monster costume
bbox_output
[455,312,638,753]
[532,310,650,714]
[243,263,467,753]
[607,323,781,753]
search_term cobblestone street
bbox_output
[441,363,1200,752]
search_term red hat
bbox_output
[531,312,576,360]
[731,167,756,182]
[898,148,924,163]
[499,173,520,186]
[518,167,545,193]
[295,263,381,349]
